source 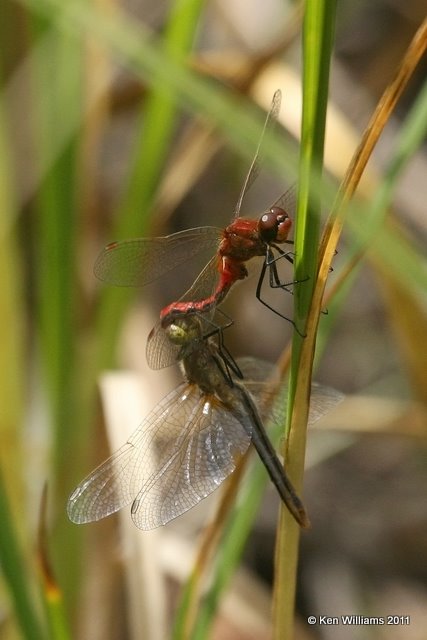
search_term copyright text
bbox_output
[307,615,410,626]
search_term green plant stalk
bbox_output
[30,16,82,485]
[291,1,337,409]
[43,590,72,640]
[29,20,85,611]
[0,94,43,640]
[273,1,337,638]
[0,468,45,640]
[0,86,25,512]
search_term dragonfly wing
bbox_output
[257,383,344,426]
[130,392,251,529]
[234,90,282,217]
[94,227,221,287]
[237,357,275,382]
[145,321,182,370]
[308,383,345,423]
[236,359,344,426]
[67,383,188,523]
[175,255,221,307]
[271,184,297,220]
[68,382,250,529]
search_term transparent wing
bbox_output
[67,383,189,523]
[308,383,345,423]
[93,227,221,287]
[271,184,297,220]
[235,358,344,425]
[236,357,275,382]
[68,383,250,529]
[145,321,182,371]
[131,394,250,529]
[234,90,282,218]
[254,383,344,425]
[176,255,223,306]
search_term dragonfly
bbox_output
[68,315,343,530]
[94,90,302,374]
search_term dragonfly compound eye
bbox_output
[258,206,291,243]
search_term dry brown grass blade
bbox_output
[316,17,427,293]
[37,484,61,600]
[314,394,427,437]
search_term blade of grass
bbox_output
[0,85,25,512]
[0,468,46,640]
[0,90,44,640]
[273,2,337,637]
[32,27,81,481]
[38,486,72,640]
[29,18,85,608]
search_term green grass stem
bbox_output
[0,470,45,640]
[273,2,337,637]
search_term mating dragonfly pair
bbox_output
[67,91,343,530]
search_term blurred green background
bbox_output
[0,0,426,638]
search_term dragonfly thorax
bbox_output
[220,218,266,261]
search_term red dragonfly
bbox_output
[68,315,343,529]
[94,91,300,370]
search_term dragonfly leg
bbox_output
[196,312,243,382]
[266,245,309,291]
[255,253,307,338]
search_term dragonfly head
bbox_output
[258,206,292,244]
[164,316,202,346]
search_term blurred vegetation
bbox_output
[0,0,426,639]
